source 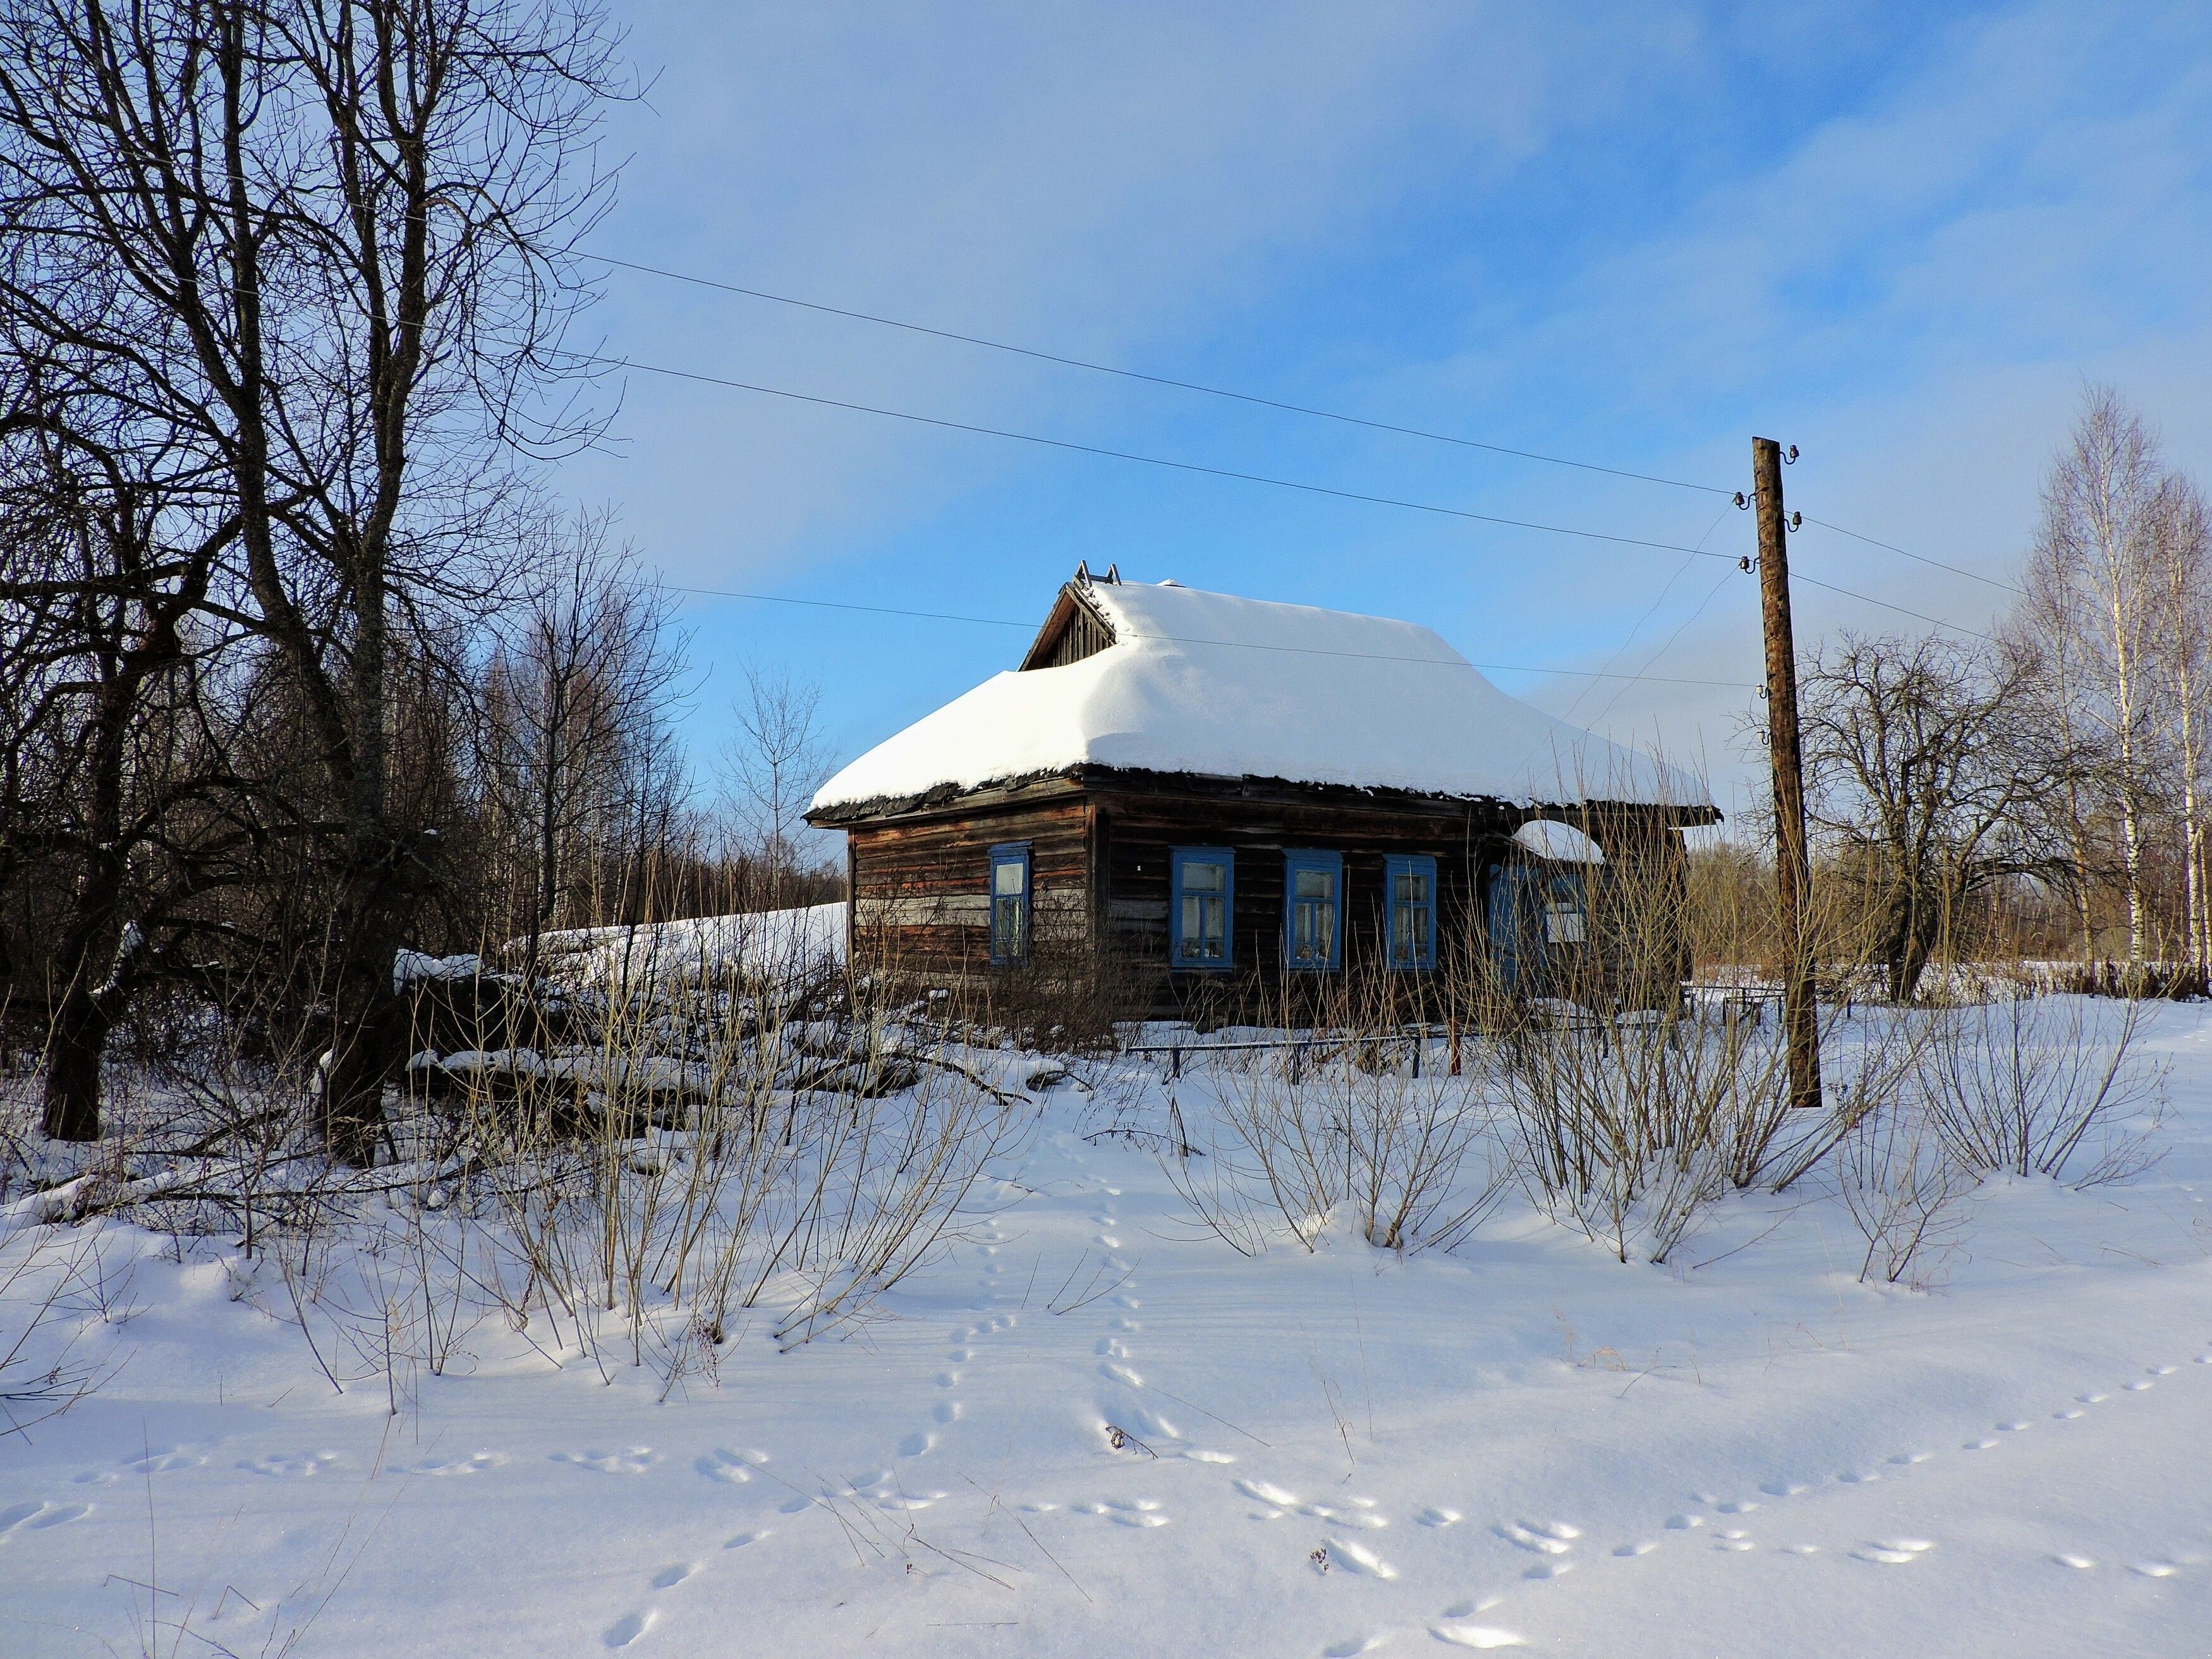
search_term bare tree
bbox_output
[0,0,627,1160]
[1799,633,2070,1003]
[2150,473,2212,970]
[0,384,268,1140]
[720,665,832,912]
[2021,387,2168,961]
[479,516,685,979]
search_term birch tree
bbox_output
[2022,387,2168,962]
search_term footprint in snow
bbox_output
[1665,1514,1705,1531]
[1496,1521,1568,1555]
[650,1563,696,1589]
[1837,1470,1882,1484]
[1715,1498,1759,1514]
[2053,1553,2096,1570]
[1323,1635,1391,1656]
[2055,1408,2085,1421]
[875,1490,945,1512]
[1078,1499,1167,1528]
[1326,1538,1397,1579]
[1886,1452,1931,1466]
[408,1452,506,1477]
[2079,1392,2108,1403]
[1759,1480,1811,1498]
[932,1401,961,1425]
[1430,1624,1524,1649]
[1854,1538,1935,1565]
[1417,1507,1462,1528]
[1614,1541,1659,1557]
[603,1609,655,1648]
[1998,1421,2033,1432]
[2148,1364,2177,1376]
[556,1448,659,1474]
[935,1371,961,1388]
[81,1446,202,1483]
[1522,1559,1573,1581]
[1183,1449,1236,1464]
[2129,1562,2180,1578]
[899,1431,937,1458]
[1714,1531,1755,1552]
[1101,1362,1143,1387]
[1964,1438,1999,1451]
[1304,1502,1387,1531]
[0,1500,91,1537]
[696,1449,769,1483]
[2122,1380,2154,1392]
[1237,1479,1300,1507]
[724,1529,769,1549]
[241,1452,341,1478]
[949,1347,973,1362]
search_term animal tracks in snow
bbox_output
[1854,1538,1935,1566]
[407,1450,507,1477]
[695,1447,768,1484]
[0,1500,92,1538]
[555,1447,660,1474]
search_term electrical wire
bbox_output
[665,581,1758,688]
[1788,569,1998,643]
[1797,515,2026,596]
[578,250,1732,497]
[571,350,1738,564]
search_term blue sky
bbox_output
[556,1,2212,823]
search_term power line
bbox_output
[575,255,2046,636]
[665,581,1758,688]
[570,349,1739,564]
[1797,515,2026,596]
[578,250,1732,497]
[1789,569,1998,644]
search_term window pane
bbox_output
[1182,860,1224,894]
[1294,868,1334,901]
[994,860,1025,896]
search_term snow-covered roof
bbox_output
[811,580,1708,816]
[1512,820,1607,864]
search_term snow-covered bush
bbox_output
[1164,973,1510,1256]
[1922,995,2166,1186]
[1833,1099,1976,1285]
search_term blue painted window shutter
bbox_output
[988,843,1031,966]
[1385,854,1438,970]
[1283,850,1344,970]
[1170,848,1234,968]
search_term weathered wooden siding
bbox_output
[848,798,1091,976]
[829,764,1699,1014]
[1093,787,1509,996]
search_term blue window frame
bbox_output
[988,842,1031,966]
[1283,850,1344,971]
[1385,854,1438,970]
[1170,847,1234,969]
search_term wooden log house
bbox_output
[806,569,1717,1016]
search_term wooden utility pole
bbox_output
[1753,436,1823,1115]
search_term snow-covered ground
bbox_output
[533,902,847,985]
[4,999,2210,1657]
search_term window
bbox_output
[988,843,1031,966]
[1170,848,1234,968]
[1283,850,1343,970]
[1545,874,1588,944]
[1385,854,1437,970]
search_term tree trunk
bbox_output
[39,983,109,1142]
